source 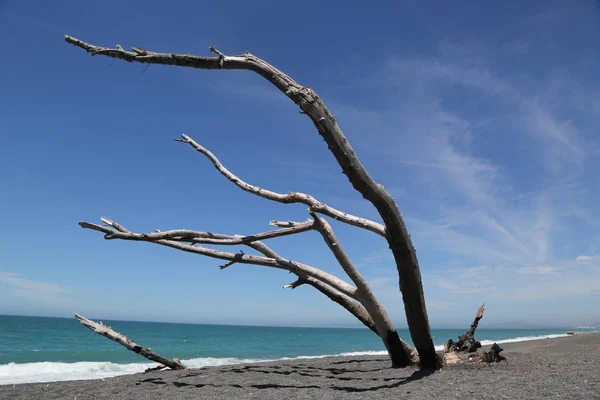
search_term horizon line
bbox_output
[0,313,579,331]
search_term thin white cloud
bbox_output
[518,266,559,275]
[387,47,589,172]
[0,272,67,294]
[0,272,73,308]
[428,255,600,301]
[327,32,598,313]
[576,255,600,264]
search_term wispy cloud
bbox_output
[518,266,559,275]
[0,272,67,294]
[387,53,588,172]
[329,26,598,316]
[576,255,600,264]
[0,272,71,305]
[429,255,600,301]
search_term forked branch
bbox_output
[80,218,393,339]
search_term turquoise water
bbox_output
[0,315,589,384]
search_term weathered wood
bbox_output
[80,218,421,361]
[74,314,186,370]
[444,303,485,353]
[100,219,316,244]
[309,210,414,366]
[79,219,358,299]
[440,304,508,365]
[66,36,436,367]
[172,134,386,236]
[144,365,168,373]
[482,343,506,362]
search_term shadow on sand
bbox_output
[134,362,436,393]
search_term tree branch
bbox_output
[77,41,386,236]
[79,218,357,299]
[308,211,367,295]
[94,219,315,245]
[301,277,378,335]
[174,134,385,236]
[308,210,414,366]
[75,313,186,370]
[81,217,390,343]
[303,275,416,361]
[283,278,306,289]
[245,241,383,337]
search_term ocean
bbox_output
[0,315,591,385]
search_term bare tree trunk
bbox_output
[75,313,186,370]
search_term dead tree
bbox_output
[65,35,437,368]
[74,313,186,371]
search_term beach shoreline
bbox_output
[1,333,598,399]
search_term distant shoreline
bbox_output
[2,333,598,399]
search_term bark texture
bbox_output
[65,36,435,367]
[74,313,186,370]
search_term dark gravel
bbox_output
[1,333,599,400]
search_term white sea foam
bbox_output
[0,361,150,385]
[431,333,571,351]
[0,357,272,385]
[479,333,569,346]
[0,333,575,385]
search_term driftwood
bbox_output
[65,35,437,368]
[444,303,485,353]
[482,343,506,362]
[74,313,186,371]
[441,304,507,365]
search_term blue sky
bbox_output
[0,0,598,329]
